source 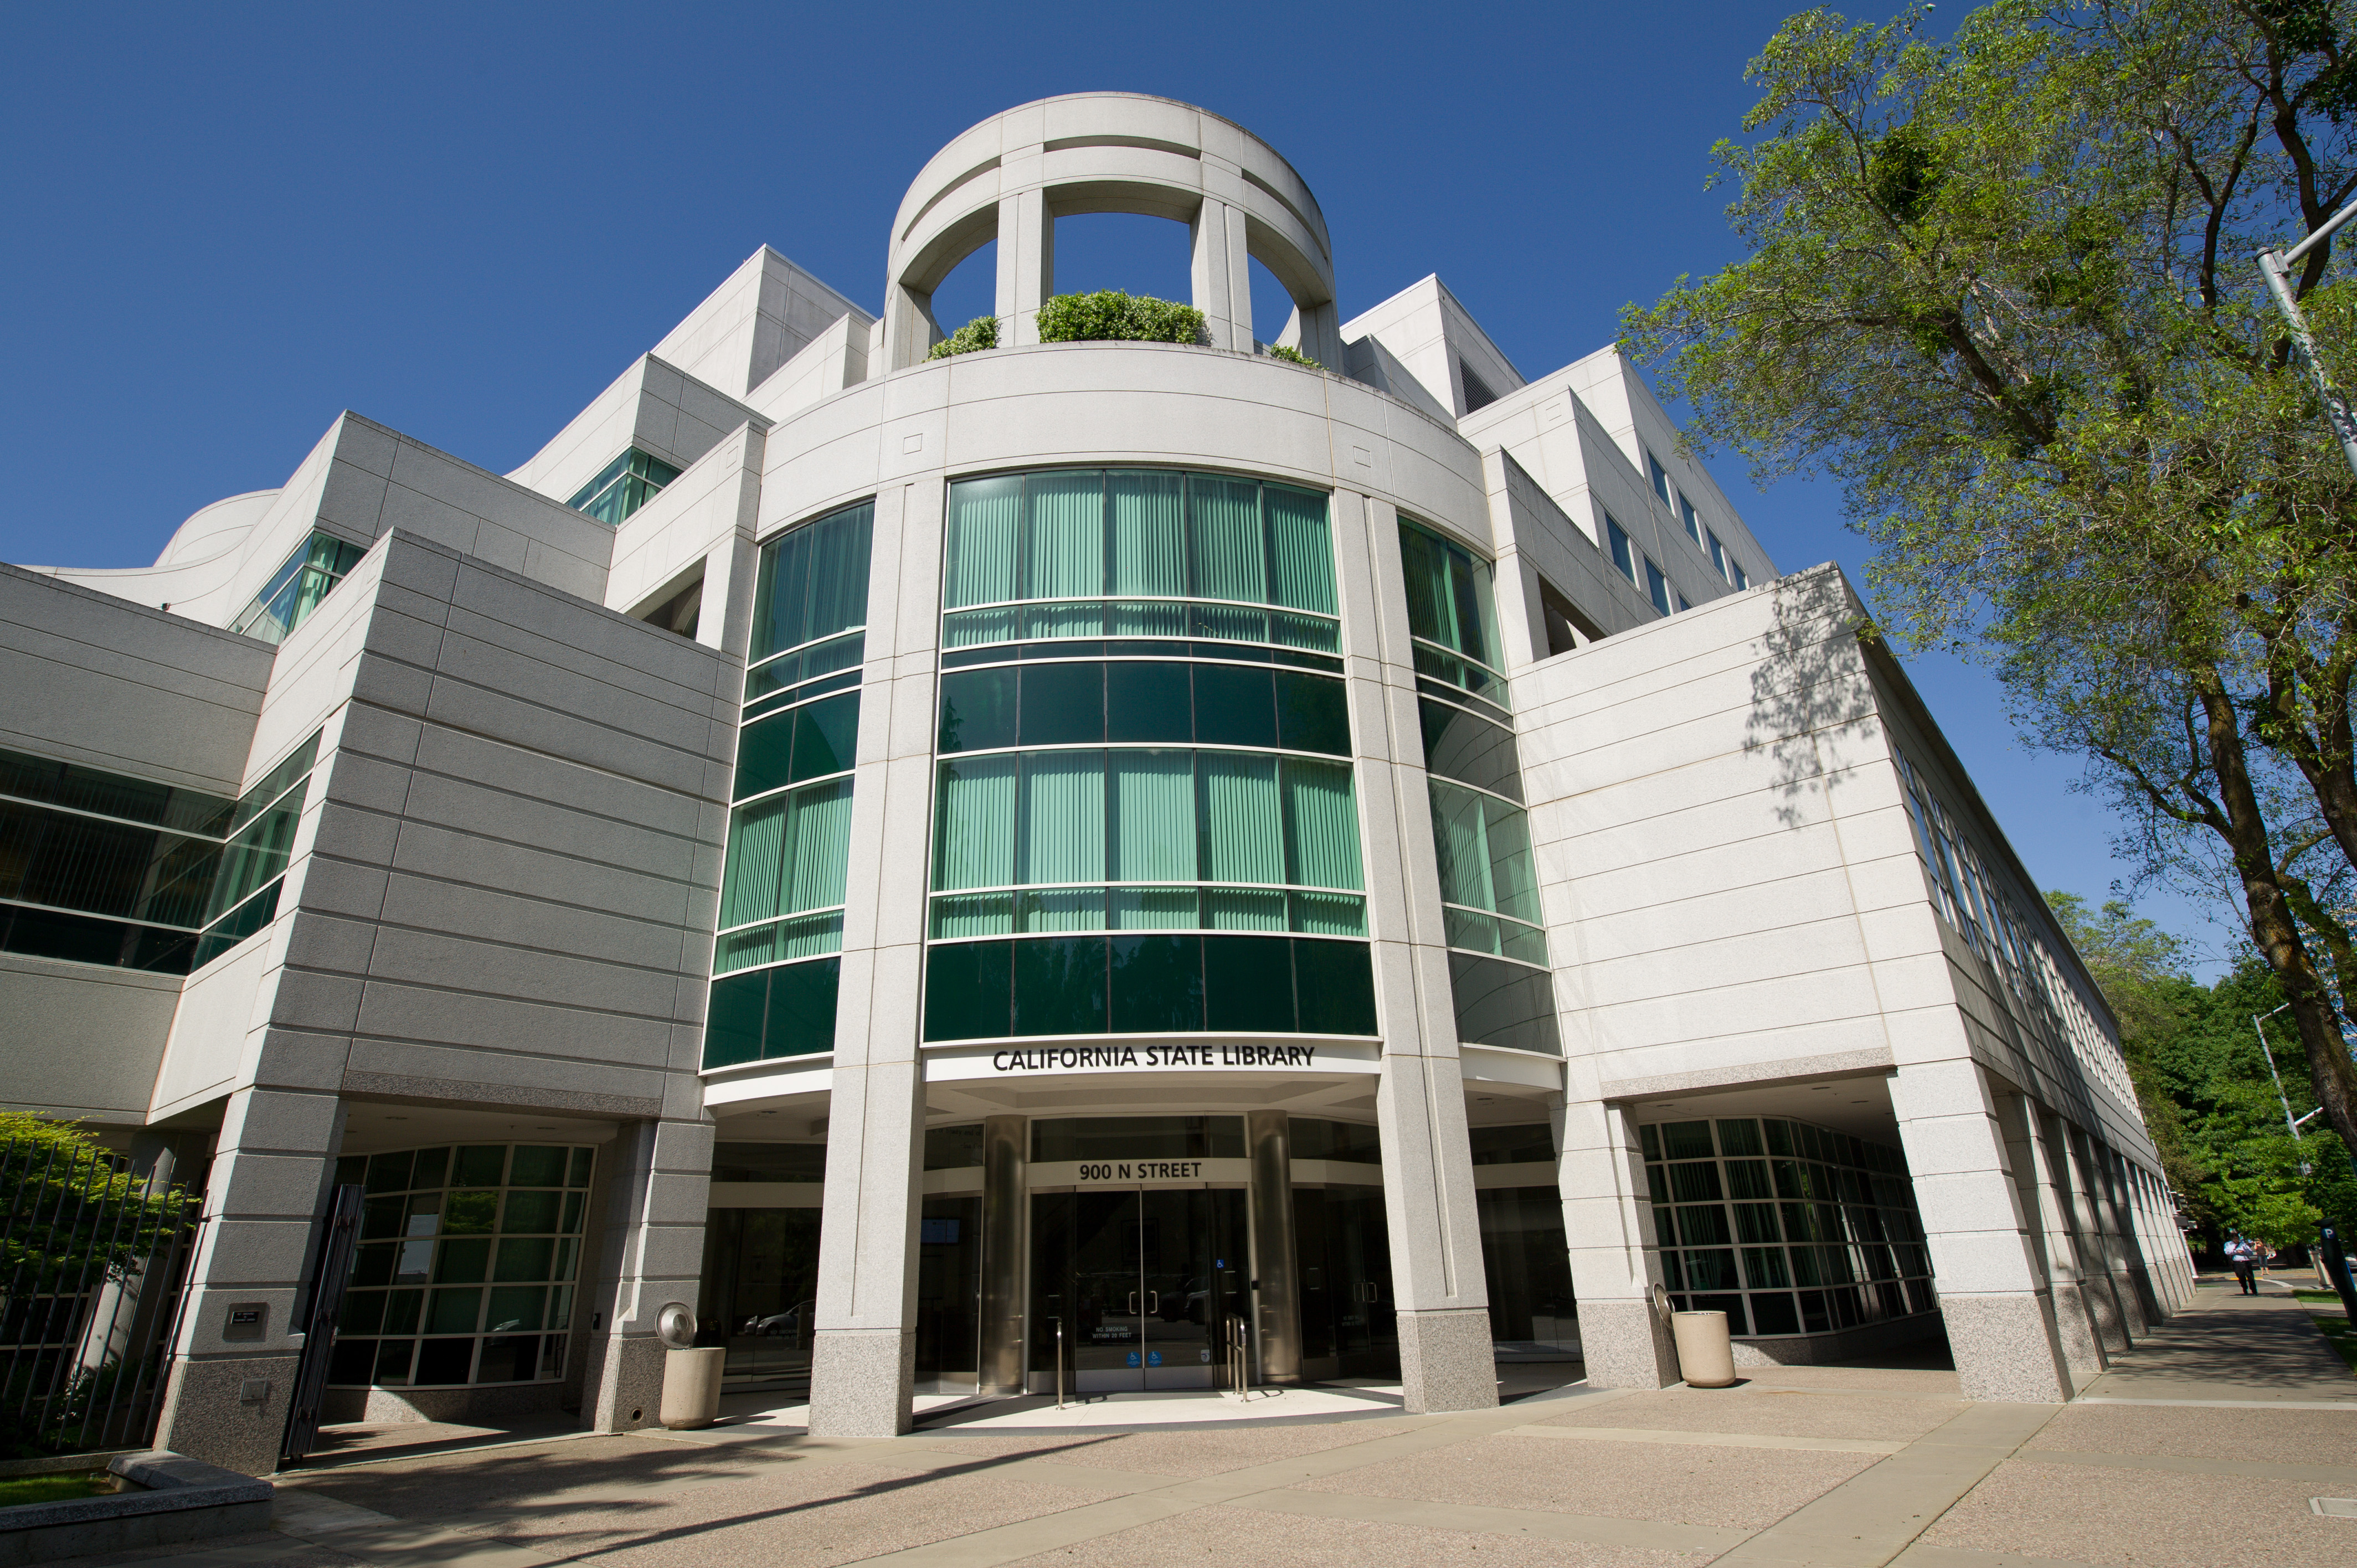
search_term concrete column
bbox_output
[1190,198,1252,351]
[2073,1132,2150,1337]
[75,1133,202,1380]
[806,479,942,1436]
[808,1048,922,1433]
[997,189,1054,347]
[2142,1166,2195,1308]
[1556,1095,1677,1389]
[2004,1098,2104,1383]
[1376,1034,1499,1411]
[1334,483,1496,1414]
[1294,301,1344,372]
[1891,1059,2073,1402]
[2056,1126,2132,1352]
[977,1115,1027,1394]
[885,282,941,373]
[153,1087,343,1475]
[582,1117,712,1432]
[2094,1144,2162,1327]
[1246,1111,1303,1383]
[2121,1162,2177,1312]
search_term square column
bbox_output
[1190,198,1253,352]
[1375,1023,1499,1412]
[583,1116,713,1432]
[154,1086,344,1476]
[2135,1165,2194,1309]
[2055,1126,2132,1352]
[1556,1095,1677,1389]
[2070,1129,2149,1339]
[2093,1143,2162,1328]
[807,481,941,1436]
[1339,485,1496,1414]
[1999,1096,2105,1382]
[997,189,1054,348]
[1891,1059,2072,1402]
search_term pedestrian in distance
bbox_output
[2227,1235,2260,1296]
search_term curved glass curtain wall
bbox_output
[927,471,1375,1043]
[1399,520,1558,1055]
[704,501,873,1070]
[941,469,1339,653]
[1641,1117,1934,1338]
[1398,518,1507,708]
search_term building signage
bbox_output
[987,1044,1318,1072]
[1076,1160,1205,1182]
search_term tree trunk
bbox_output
[2199,682,2357,1159]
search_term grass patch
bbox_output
[0,1472,112,1507]
[2306,1311,2357,1376]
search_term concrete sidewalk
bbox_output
[2072,1288,2357,1406]
[62,1290,2357,1568]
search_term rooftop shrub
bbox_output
[1265,343,1323,370]
[927,315,998,360]
[1035,290,1205,346]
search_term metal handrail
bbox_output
[1052,1318,1064,1410]
[1223,1314,1249,1399]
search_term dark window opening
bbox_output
[1538,579,1604,657]
[1460,360,1499,414]
[641,575,703,641]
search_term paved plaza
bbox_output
[67,1288,2357,1568]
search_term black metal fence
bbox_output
[0,1135,204,1456]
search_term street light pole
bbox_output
[2257,195,2357,481]
[2252,1003,2308,1145]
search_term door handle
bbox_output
[1128,1291,1138,1316]
[1147,1291,1159,1314]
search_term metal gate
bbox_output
[0,1136,205,1456]
[280,1183,363,1465]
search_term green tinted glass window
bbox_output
[569,448,683,527]
[942,471,1338,652]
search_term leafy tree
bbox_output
[1626,0,2357,1160]
[2046,893,2206,1193]
[2044,900,2357,1245]
[0,1112,194,1292]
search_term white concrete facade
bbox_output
[0,94,2182,1474]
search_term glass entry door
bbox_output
[1032,1188,1247,1391]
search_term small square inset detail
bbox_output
[2311,1497,2357,1518]
[903,433,924,454]
[239,1379,270,1405]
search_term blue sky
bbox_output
[0,1,2237,974]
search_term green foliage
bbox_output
[0,1112,195,1293]
[926,314,998,360]
[1626,0,2357,1159]
[2047,898,2357,1246]
[1265,343,1324,369]
[1035,291,1206,347]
